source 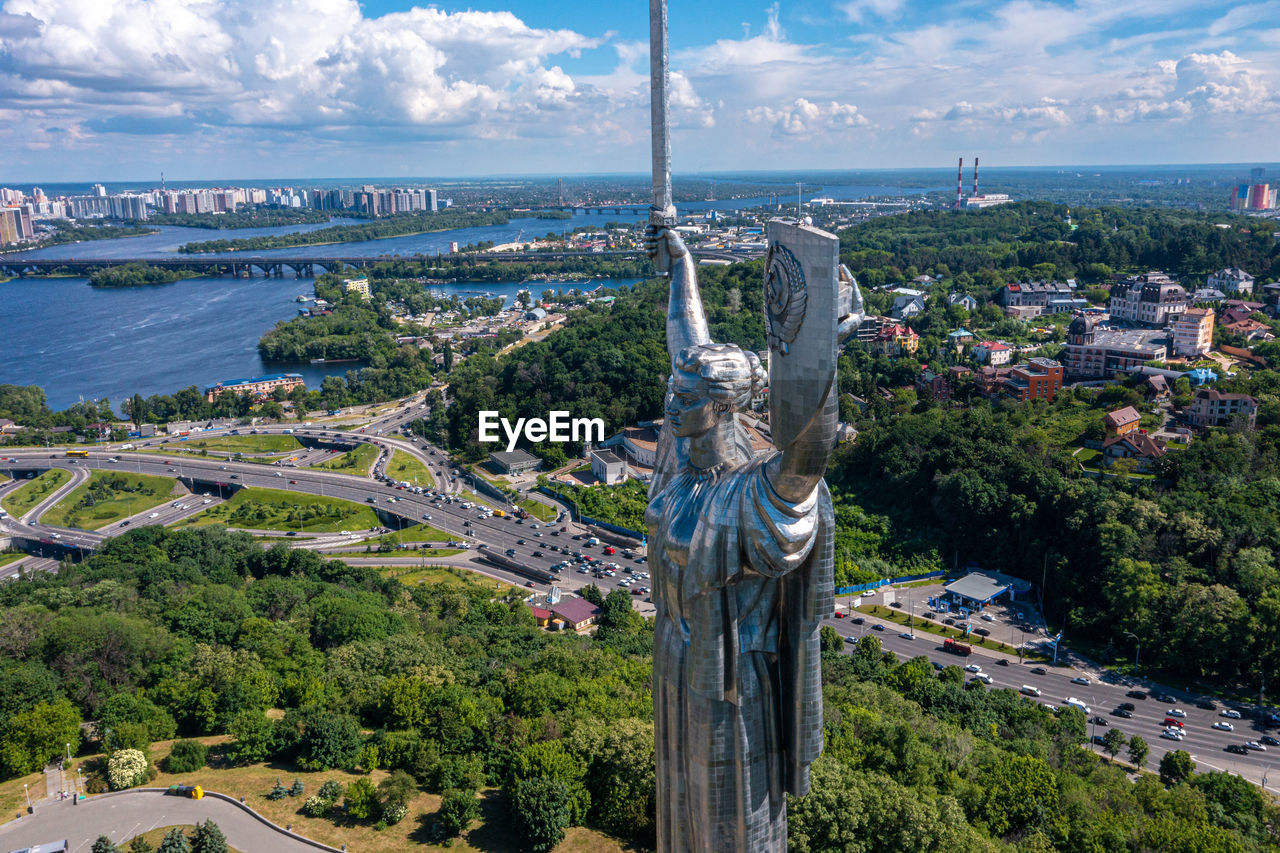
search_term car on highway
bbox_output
[1126,690,1148,700]
[1161,730,1184,741]
[851,617,864,625]
[1089,716,1109,727]
[1196,700,1217,711]
[1220,709,1242,719]
[1246,741,1267,751]
[1226,743,1250,754]
[981,613,994,622]
[871,624,885,631]
[1071,676,1091,685]
[974,627,991,637]
[1021,686,1041,697]
[1261,736,1280,747]
[1031,667,1048,675]
[1113,708,1133,718]
[964,663,983,673]
[1213,721,1234,731]
[1166,708,1186,718]
[1159,694,1178,704]
[289,480,297,484]
[1163,718,1184,728]
[971,673,993,684]
[898,632,914,640]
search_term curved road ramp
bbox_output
[0,788,344,853]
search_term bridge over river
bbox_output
[0,246,753,278]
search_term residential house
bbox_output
[1172,308,1214,357]
[1186,389,1258,429]
[590,449,627,485]
[947,328,975,351]
[891,292,926,320]
[1103,406,1141,438]
[1002,358,1063,402]
[973,341,1012,366]
[917,368,952,401]
[1063,314,1168,380]
[1207,267,1255,296]
[0,418,17,434]
[1220,300,1265,326]
[1102,432,1167,470]
[1108,272,1189,327]
[1143,374,1170,402]
[872,324,919,356]
[948,292,979,312]
[1192,288,1229,304]
[997,281,1083,316]
[550,597,602,631]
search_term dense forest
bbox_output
[88,263,201,288]
[177,211,510,253]
[0,526,1275,852]
[36,219,157,246]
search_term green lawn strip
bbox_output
[377,563,513,592]
[1,469,72,517]
[311,442,378,476]
[375,521,456,543]
[385,449,434,487]
[177,486,381,533]
[42,471,179,530]
[0,553,25,568]
[177,434,304,453]
[517,498,557,522]
[855,604,1045,660]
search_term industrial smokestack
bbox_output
[973,157,980,196]
[956,157,963,210]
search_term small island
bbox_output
[177,210,510,253]
[88,262,201,288]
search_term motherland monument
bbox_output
[643,1,866,849]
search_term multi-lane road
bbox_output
[823,614,1280,789]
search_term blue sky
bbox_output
[0,0,1276,181]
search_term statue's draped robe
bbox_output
[646,450,834,853]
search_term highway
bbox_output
[825,614,1280,789]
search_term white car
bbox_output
[1070,676,1091,685]
[1161,730,1184,741]
[1213,721,1234,731]
[972,673,993,684]
[1166,709,1187,718]
[964,664,982,673]
[980,613,994,622]
[1245,741,1267,751]
[1221,709,1242,719]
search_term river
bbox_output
[2,181,922,411]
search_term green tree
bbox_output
[189,821,228,853]
[439,787,480,839]
[377,768,417,812]
[511,777,570,853]
[1159,750,1196,787]
[226,710,275,765]
[819,625,843,655]
[296,712,362,771]
[568,718,656,840]
[971,753,1059,837]
[164,739,208,774]
[128,837,154,853]
[1128,734,1149,769]
[509,740,590,824]
[92,837,122,853]
[0,698,82,777]
[343,776,379,821]
[1101,727,1126,759]
[157,828,191,853]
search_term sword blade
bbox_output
[649,0,673,221]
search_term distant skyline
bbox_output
[0,0,1277,181]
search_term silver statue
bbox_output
[643,221,862,852]
[644,4,862,848]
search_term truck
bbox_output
[943,638,972,656]
[1064,697,1090,715]
[493,509,506,517]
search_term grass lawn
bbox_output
[857,603,1046,661]
[0,553,24,569]
[1074,447,1102,464]
[177,487,381,533]
[21,740,638,853]
[178,434,304,454]
[130,827,244,853]
[1,468,72,517]
[518,498,558,522]
[379,522,455,543]
[386,449,434,487]
[312,443,378,477]
[42,471,180,530]
[378,564,513,592]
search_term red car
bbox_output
[288,480,297,484]
[603,546,616,555]
[1164,717,1184,728]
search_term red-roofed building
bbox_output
[550,598,602,631]
[973,341,1012,366]
[872,324,919,357]
[1103,406,1141,438]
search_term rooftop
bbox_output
[551,597,601,625]
[491,448,541,466]
[944,572,1012,604]
[591,449,623,465]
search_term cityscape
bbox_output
[2,0,1280,851]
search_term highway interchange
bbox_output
[2,400,1280,792]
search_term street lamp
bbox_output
[1123,631,1140,669]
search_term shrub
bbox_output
[318,779,344,803]
[164,740,208,774]
[344,777,379,821]
[289,778,304,797]
[382,802,408,825]
[301,795,329,817]
[265,780,289,800]
[107,749,149,790]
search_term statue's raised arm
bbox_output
[646,224,709,359]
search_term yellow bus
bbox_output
[64,449,89,458]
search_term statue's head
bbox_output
[666,343,765,438]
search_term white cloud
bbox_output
[745,98,869,136]
[839,0,908,24]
